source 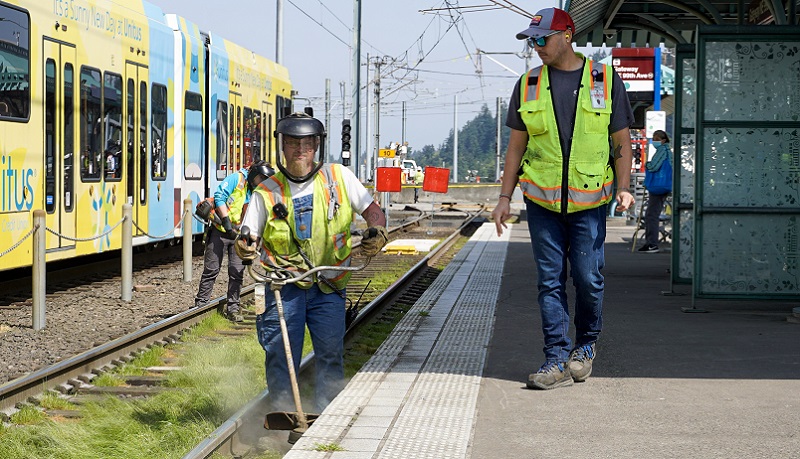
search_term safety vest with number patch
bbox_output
[518,56,615,214]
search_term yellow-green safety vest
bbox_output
[518,56,615,214]
[214,171,249,232]
[253,164,353,293]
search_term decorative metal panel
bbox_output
[681,59,696,129]
[703,41,800,122]
[678,209,694,280]
[703,127,800,208]
[700,214,800,295]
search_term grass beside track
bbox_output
[0,235,469,458]
[0,314,280,459]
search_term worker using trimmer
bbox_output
[237,111,388,414]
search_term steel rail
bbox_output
[0,300,226,410]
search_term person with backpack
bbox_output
[639,130,673,253]
[194,161,273,321]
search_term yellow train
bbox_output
[0,0,292,272]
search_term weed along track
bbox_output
[0,206,484,458]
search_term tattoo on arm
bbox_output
[362,204,386,227]
[613,144,623,161]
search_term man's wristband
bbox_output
[499,193,512,201]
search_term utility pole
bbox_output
[372,56,390,172]
[496,96,502,182]
[325,79,331,162]
[351,0,362,177]
[365,53,371,179]
[401,101,406,145]
[453,94,458,183]
[275,0,283,64]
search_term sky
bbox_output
[152,0,560,162]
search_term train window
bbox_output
[229,104,235,172]
[45,59,56,213]
[0,4,30,120]
[80,66,102,181]
[126,78,135,202]
[139,82,147,203]
[64,63,74,211]
[184,91,203,180]
[216,101,228,172]
[103,72,123,181]
[151,83,167,180]
[243,107,253,167]
[268,114,273,164]
[236,105,241,171]
[254,110,262,163]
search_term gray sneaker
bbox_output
[526,362,573,390]
[568,343,596,382]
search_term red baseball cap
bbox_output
[516,7,574,40]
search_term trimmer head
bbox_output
[264,411,319,431]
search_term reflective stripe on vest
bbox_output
[252,164,352,293]
[518,56,615,214]
[214,171,248,231]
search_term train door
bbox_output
[229,92,241,173]
[43,39,77,251]
[262,100,273,166]
[125,62,149,235]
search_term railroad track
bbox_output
[0,206,484,425]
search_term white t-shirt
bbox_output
[241,165,373,238]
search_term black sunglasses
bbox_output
[526,31,560,48]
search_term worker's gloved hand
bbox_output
[235,236,258,265]
[360,226,389,258]
[221,216,238,239]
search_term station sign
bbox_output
[611,48,655,92]
[645,110,666,138]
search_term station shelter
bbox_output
[565,0,800,303]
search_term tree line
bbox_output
[410,101,512,183]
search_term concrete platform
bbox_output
[284,214,800,458]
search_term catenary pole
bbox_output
[351,0,362,176]
[275,0,283,64]
[325,79,331,161]
[496,96,502,182]
[453,94,458,183]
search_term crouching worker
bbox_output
[194,161,273,322]
[236,112,388,413]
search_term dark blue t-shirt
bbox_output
[506,60,634,157]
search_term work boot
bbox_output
[568,343,596,382]
[527,362,573,390]
[226,310,244,323]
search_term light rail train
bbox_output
[0,0,292,272]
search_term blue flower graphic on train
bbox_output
[90,185,114,251]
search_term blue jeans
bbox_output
[525,200,606,364]
[256,283,346,413]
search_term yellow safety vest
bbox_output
[214,171,248,232]
[253,164,353,293]
[518,56,615,214]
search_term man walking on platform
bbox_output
[491,8,635,390]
